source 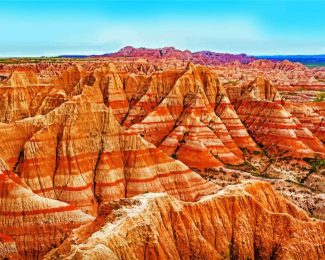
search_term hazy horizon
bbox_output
[1,0,324,57]
[2,46,325,59]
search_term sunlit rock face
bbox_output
[0,52,324,259]
[0,165,93,259]
[45,182,325,260]
[0,233,20,259]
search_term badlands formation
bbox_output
[0,47,324,259]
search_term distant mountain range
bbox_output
[58,46,325,67]
[59,46,255,65]
[90,46,255,65]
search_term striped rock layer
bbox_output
[0,59,324,259]
[0,233,20,259]
[1,62,323,163]
[0,66,80,123]
[0,82,217,217]
[122,69,183,127]
[94,64,129,123]
[283,101,325,143]
[45,181,325,260]
[236,100,325,158]
[0,161,93,259]
[127,64,258,168]
[123,64,323,164]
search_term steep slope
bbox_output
[0,68,36,122]
[0,233,20,259]
[36,89,67,115]
[158,113,225,169]
[0,160,93,259]
[158,96,243,167]
[283,101,325,142]
[94,64,129,123]
[0,57,324,259]
[128,64,247,168]
[235,76,325,159]
[0,81,217,216]
[45,181,325,260]
[195,66,260,152]
[241,75,281,101]
[123,69,183,127]
[0,66,81,123]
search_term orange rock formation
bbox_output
[0,55,324,259]
[45,181,325,260]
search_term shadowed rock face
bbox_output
[0,56,324,259]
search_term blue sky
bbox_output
[0,0,324,57]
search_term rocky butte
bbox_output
[0,46,324,259]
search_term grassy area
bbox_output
[314,92,325,102]
[303,62,325,68]
[0,57,62,64]
[0,57,92,64]
[227,80,239,85]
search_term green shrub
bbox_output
[314,92,325,102]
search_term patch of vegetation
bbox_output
[304,62,325,68]
[0,56,95,64]
[227,80,239,86]
[171,153,178,160]
[300,157,325,184]
[314,92,325,102]
[250,172,278,179]
[303,158,325,174]
[178,139,186,144]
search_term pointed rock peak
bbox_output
[76,64,84,71]
[67,65,79,72]
[186,61,197,72]
[77,83,104,104]
[93,68,104,81]
[6,68,38,87]
[243,74,281,101]
[76,65,89,78]
[107,63,118,73]
[118,45,136,54]
[254,73,269,84]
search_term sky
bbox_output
[0,0,324,57]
